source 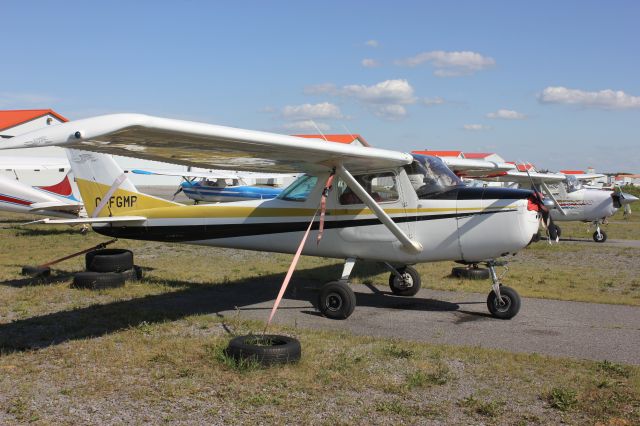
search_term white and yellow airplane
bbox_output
[1,114,543,320]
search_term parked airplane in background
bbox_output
[0,173,82,218]
[2,113,546,320]
[430,157,639,243]
[130,169,291,203]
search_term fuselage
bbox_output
[94,169,540,264]
[550,188,620,222]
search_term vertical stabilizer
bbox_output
[66,149,179,217]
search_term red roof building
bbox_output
[411,150,463,158]
[0,109,68,134]
[293,134,371,147]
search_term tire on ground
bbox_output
[72,271,125,290]
[225,334,301,366]
[451,266,490,280]
[86,249,134,273]
[593,230,607,243]
[388,265,421,296]
[487,285,521,319]
[318,281,356,320]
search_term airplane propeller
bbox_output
[612,185,639,216]
[519,162,558,242]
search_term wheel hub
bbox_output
[495,295,511,312]
[326,292,343,312]
[395,273,413,289]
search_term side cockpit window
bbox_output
[337,172,399,205]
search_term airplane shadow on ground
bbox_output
[0,263,465,355]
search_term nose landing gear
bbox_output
[592,221,607,243]
[485,261,521,319]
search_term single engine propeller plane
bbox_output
[1,114,544,320]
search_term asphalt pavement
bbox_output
[219,283,640,365]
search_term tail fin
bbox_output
[66,149,179,217]
[36,173,78,201]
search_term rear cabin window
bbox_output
[278,175,318,201]
[337,172,399,205]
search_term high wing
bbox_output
[411,154,516,177]
[0,114,413,174]
[130,168,296,180]
[568,173,605,181]
[478,170,567,184]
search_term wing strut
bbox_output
[336,164,423,254]
[540,182,567,216]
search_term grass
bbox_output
[0,211,639,423]
[555,208,640,241]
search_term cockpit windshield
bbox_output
[565,175,583,193]
[407,154,464,198]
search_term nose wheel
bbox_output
[387,265,421,296]
[485,261,521,319]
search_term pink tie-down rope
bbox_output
[264,173,334,331]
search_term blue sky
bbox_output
[2,1,639,172]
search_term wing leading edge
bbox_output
[0,114,413,174]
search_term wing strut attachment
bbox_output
[336,164,423,254]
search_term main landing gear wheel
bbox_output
[388,265,421,296]
[593,230,607,243]
[451,266,490,280]
[487,286,521,319]
[318,280,356,320]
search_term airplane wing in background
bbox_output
[130,169,297,180]
[0,114,413,174]
[413,155,517,177]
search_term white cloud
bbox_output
[282,120,331,132]
[365,40,379,48]
[539,86,640,110]
[361,58,380,68]
[373,105,407,120]
[396,50,495,77]
[486,109,526,120]
[281,102,344,120]
[422,97,445,106]
[341,79,416,105]
[463,124,491,131]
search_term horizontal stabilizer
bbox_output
[29,201,83,213]
[24,216,147,225]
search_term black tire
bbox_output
[451,266,490,280]
[86,249,133,273]
[225,334,301,366]
[318,281,356,320]
[593,230,607,243]
[388,265,421,296]
[487,285,521,319]
[21,265,51,277]
[121,265,143,281]
[72,271,125,290]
